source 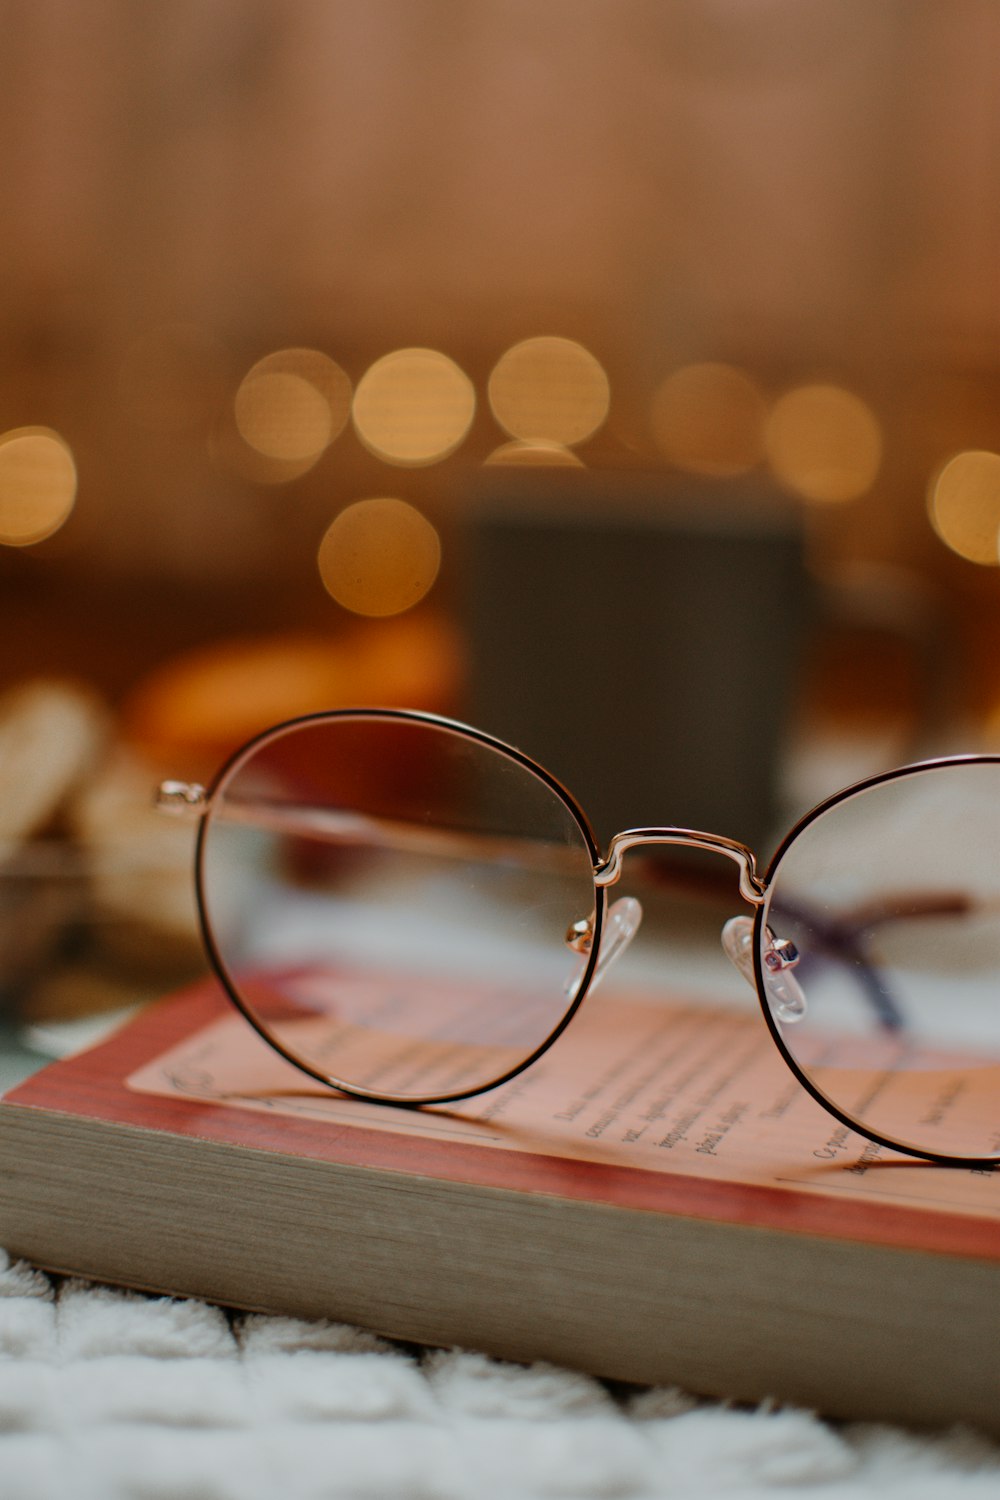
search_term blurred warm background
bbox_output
[1,0,999,1026]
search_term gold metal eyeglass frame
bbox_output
[158,706,1000,1169]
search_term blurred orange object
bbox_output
[122,612,464,776]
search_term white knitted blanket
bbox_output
[1,1252,998,1500]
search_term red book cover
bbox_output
[7,977,1000,1262]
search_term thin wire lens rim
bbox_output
[194,706,607,1105]
[754,754,1000,1167]
[193,713,1000,1160]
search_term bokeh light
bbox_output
[488,337,610,446]
[764,383,882,503]
[0,427,77,546]
[352,349,475,466]
[234,348,350,464]
[484,439,585,468]
[318,498,441,616]
[235,372,330,461]
[927,450,1000,566]
[650,362,766,476]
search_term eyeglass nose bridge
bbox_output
[594,827,766,906]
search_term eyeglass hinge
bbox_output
[155,780,208,818]
[565,917,594,954]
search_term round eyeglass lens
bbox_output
[198,713,600,1102]
[760,760,1000,1162]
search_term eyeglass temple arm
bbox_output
[157,783,982,1031]
[157,785,986,935]
[158,787,594,875]
[158,788,773,901]
[604,831,975,1034]
[769,890,982,1033]
[764,897,902,1031]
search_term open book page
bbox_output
[128,978,1000,1227]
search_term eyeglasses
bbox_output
[158,708,1000,1167]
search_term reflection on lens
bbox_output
[199,714,599,1102]
[761,761,1000,1161]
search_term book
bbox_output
[1,976,998,1435]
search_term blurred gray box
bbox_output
[461,472,812,857]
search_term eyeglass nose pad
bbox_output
[721,916,756,988]
[565,896,643,997]
[721,915,808,1023]
[594,896,643,987]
